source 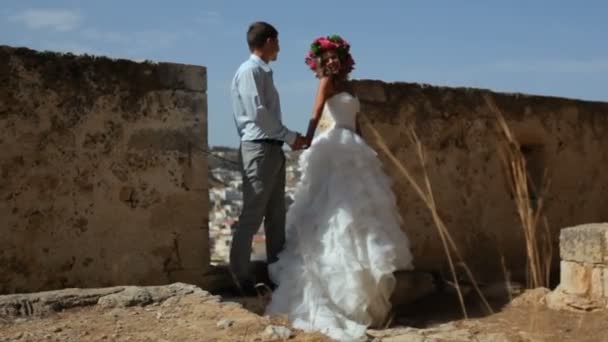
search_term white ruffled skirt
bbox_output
[266,127,414,341]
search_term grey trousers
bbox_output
[229,141,286,283]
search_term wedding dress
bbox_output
[265,92,413,341]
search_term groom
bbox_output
[229,21,306,294]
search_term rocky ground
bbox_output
[1,283,608,342]
[0,283,326,342]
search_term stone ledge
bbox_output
[560,223,608,264]
[352,80,387,103]
[0,283,210,319]
[158,63,207,92]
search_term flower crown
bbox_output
[305,34,355,76]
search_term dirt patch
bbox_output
[0,292,326,342]
[1,288,608,341]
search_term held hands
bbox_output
[302,135,312,149]
[289,134,312,151]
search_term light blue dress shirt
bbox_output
[231,55,297,145]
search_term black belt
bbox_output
[249,139,283,146]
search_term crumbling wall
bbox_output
[0,46,209,293]
[349,80,608,280]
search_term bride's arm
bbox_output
[304,76,333,142]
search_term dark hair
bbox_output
[305,35,355,79]
[247,21,278,51]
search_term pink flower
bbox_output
[318,38,337,50]
[305,34,355,76]
[305,56,318,70]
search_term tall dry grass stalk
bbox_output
[483,94,553,289]
[360,116,494,318]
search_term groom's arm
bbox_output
[238,68,297,145]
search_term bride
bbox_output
[265,35,414,341]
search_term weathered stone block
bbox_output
[546,286,607,312]
[590,266,606,297]
[352,80,386,102]
[604,268,608,299]
[560,260,592,296]
[127,127,202,152]
[0,45,208,294]
[560,223,608,264]
[158,63,206,92]
[560,260,608,298]
[97,286,153,308]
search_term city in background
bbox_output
[208,147,302,264]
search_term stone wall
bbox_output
[546,223,608,311]
[558,224,608,299]
[348,80,608,281]
[0,46,209,294]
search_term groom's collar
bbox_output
[250,54,271,72]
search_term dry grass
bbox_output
[360,116,493,319]
[360,93,555,319]
[483,94,553,289]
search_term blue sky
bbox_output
[2,1,607,147]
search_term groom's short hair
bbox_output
[247,21,278,51]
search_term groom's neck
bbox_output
[252,50,270,64]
